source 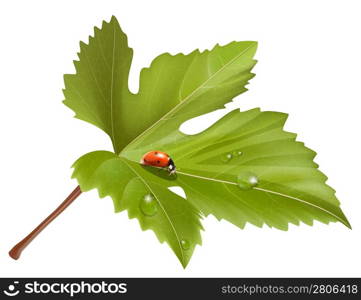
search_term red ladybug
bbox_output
[140,151,176,174]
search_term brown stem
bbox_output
[9,185,82,260]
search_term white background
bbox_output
[0,0,360,277]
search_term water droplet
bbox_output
[221,153,233,162]
[232,150,243,156]
[181,239,190,250]
[237,171,258,190]
[140,194,158,216]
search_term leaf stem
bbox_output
[9,185,82,260]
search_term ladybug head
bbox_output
[168,159,176,175]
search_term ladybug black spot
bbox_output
[157,160,161,164]
[154,151,158,155]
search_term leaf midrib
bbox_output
[110,21,117,150]
[175,170,349,227]
[121,158,186,264]
[120,43,256,154]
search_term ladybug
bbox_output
[140,151,176,175]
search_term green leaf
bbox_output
[129,108,350,231]
[72,151,202,268]
[63,16,257,154]
[66,16,350,267]
[63,16,133,154]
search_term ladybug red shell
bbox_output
[140,151,176,174]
